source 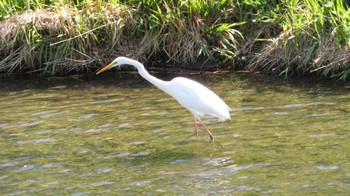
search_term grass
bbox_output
[0,0,349,80]
[246,0,350,80]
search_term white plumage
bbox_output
[96,57,231,140]
[165,77,231,121]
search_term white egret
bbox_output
[96,57,231,140]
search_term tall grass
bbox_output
[0,0,349,80]
[247,0,350,80]
[0,0,244,75]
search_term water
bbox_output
[0,73,349,195]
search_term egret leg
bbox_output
[200,121,214,140]
[193,116,198,136]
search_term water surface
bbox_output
[0,73,349,195]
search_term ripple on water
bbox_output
[0,175,9,180]
[208,186,261,194]
[59,168,76,173]
[31,110,58,116]
[80,172,94,177]
[18,120,44,127]
[15,163,61,172]
[130,152,150,156]
[116,152,131,157]
[16,164,36,172]
[0,161,20,168]
[0,123,11,129]
[32,129,52,135]
[16,138,57,144]
[102,151,149,159]
[50,85,67,89]
[305,113,327,117]
[201,157,234,166]
[78,114,97,119]
[14,156,36,161]
[12,190,28,195]
[170,159,188,164]
[85,128,104,133]
[128,141,145,145]
[118,123,133,128]
[91,99,119,104]
[281,102,336,108]
[40,163,61,169]
[235,102,337,111]
[102,152,129,160]
[308,133,334,138]
[98,123,113,128]
[157,111,171,115]
[90,181,115,186]
[192,162,266,177]
[274,112,289,115]
[1,75,348,195]
[7,133,24,137]
[316,165,340,170]
[97,167,113,174]
[129,180,151,186]
[31,110,66,118]
[40,111,66,118]
[44,181,60,186]
[71,192,91,196]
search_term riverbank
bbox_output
[1,0,349,80]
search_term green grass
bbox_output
[247,0,350,80]
[0,0,349,80]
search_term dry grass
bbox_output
[246,0,350,80]
[310,36,350,78]
[0,1,243,75]
[0,0,349,80]
[247,26,350,79]
[0,4,140,74]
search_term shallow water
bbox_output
[0,72,349,195]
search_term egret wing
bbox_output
[166,77,230,121]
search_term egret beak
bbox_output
[96,63,113,75]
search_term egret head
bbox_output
[96,57,133,75]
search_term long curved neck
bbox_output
[130,60,169,93]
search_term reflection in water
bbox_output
[0,73,349,195]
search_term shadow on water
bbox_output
[0,72,349,195]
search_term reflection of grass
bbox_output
[241,98,255,103]
[1,0,349,80]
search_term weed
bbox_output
[0,0,349,80]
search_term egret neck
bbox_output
[131,60,170,94]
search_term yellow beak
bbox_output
[96,63,113,75]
